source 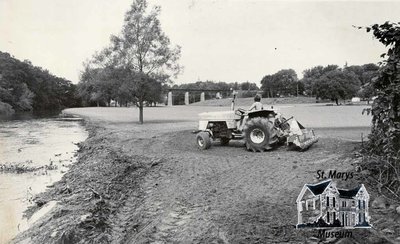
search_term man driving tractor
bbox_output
[194,93,318,152]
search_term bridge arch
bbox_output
[166,88,231,106]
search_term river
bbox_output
[0,113,88,243]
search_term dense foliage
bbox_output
[301,64,378,104]
[81,0,181,123]
[361,22,400,198]
[0,52,81,115]
[78,66,163,107]
[311,67,360,105]
[260,65,378,104]
[260,69,302,98]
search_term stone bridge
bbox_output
[166,88,231,106]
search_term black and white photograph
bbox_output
[1,0,400,243]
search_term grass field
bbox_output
[63,103,371,129]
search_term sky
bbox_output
[0,0,399,85]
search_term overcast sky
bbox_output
[0,0,399,85]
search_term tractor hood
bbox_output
[198,111,240,121]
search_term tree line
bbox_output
[260,63,379,105]
[78,66,164,107]
[0,51,81,115]
[79,58,378,110]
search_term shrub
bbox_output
[0,101,15,116]
[361,22,400,199]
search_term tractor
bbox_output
[194,100,318,152]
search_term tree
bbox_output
[14,83,35,111]
[301,65,339,97]
[78,66,124,106]
[240,81,258,90]
[86,0,182,123]
[0,51,80,115]
[345,65,364,82]
[359,64,379,102]
[261,69,299,97]
[360,63,379,85]
[357,84,375,103]
[313,69,360,105]
[345,64,379,102]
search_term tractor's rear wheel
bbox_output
[244,117,275,152]
[220,137,230,146]
[196,132,212,150]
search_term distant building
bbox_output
[296,179,370,228]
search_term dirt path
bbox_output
[13,106,395,244]
[97,125,378,243]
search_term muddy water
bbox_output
[0,115,88,243]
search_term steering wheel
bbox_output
[235,108,246,116]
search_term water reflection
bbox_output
[0,114,88,243]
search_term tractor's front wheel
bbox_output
[196,132,212,150]
[244,117,274,152]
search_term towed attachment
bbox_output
[286,119,319,150]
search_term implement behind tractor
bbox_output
[194,99,318,152]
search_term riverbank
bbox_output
[13,106,399,243]
[12,112,199,243]
[0,115,87,243]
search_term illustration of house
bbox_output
[296,179,370,228]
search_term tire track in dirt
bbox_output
[121,133,249,243]
[124,162,206,243]
[110,129,365,243]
